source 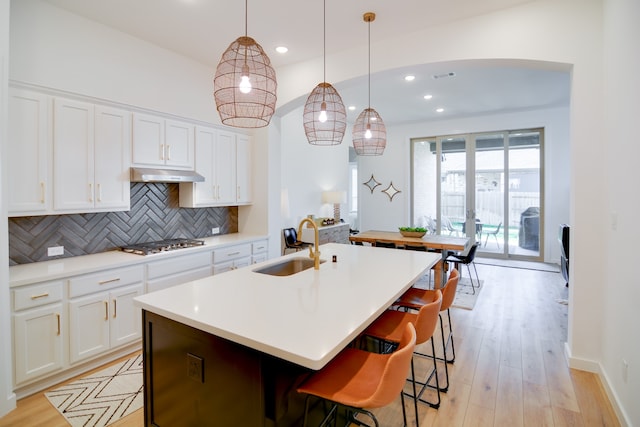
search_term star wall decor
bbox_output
[382,181,401,201]
[363,174,381,194]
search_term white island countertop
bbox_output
[134,243,439,370]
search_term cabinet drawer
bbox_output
[13,281,63,311]
[252,240,268,254]
[68,265,144,298]
[213,244,251,263]
[147,252,212,280]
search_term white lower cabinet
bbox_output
[12,281,64,385]
[146,251,212,293]
[251,240,268,264]
[67,266,144,364]
[213,243,252,274]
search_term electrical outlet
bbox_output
[212,227,220,235]
[47,246,64,256]
[187,353,204,383]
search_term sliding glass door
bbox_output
[411,129,543,261]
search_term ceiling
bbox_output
[41,0,570,126]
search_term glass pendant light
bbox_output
[303,0,346,145]
[352,12,386,155]
[213,0,277,128]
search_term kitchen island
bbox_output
[134,243,439,426]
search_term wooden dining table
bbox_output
[349,230,470,288]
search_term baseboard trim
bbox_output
[564,342,631,427]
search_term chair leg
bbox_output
[466,264,476,294]
[443,309,456,364]
[472,262,480,288]
[406,339,441,408]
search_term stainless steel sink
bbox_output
[253,257,326,276]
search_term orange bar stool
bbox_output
[297,323,417,427]
[362,290,443,416]
[396,268,459,392]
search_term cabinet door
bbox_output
[186,126,216,206]
[53,98,95,212]
[13,304,63,385]
[236,135,252,204]
[132,113,164,167]
[94,106,131,211]
[7,88,51,215]
[69,293,110,364]
[110,284,143,348]
[165,119,194,169]
[215,130,237,204]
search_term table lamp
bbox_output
[322,191,347,223]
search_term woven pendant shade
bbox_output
[214,36,277,128]
[303,82,347,145]
[352,12,386,156]
[352,108,387,155]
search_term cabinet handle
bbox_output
[167,145,171,160]
[98,278,120,285]
[113,299,117,318]
[40,182,45,204]
[228,252,240,257]
[160,144,165,160]
[104,301,109,320]
[56,313,60,336]
[31,292,50,300]
[237,186,240,200]
[97,183,102,202]
[89,183,93,202]
[216,185,220,200]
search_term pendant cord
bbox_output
[323,0,326,84]
[367,17,371,110]
[244,0,248,37]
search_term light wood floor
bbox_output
[0,263,619,426]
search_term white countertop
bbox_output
[9,233,267,287]
[134,243,439,370]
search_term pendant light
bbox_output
[352,12,386,156]
[303,0,346,145]
[213,0,277,128]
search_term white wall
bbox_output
[356,105,570,265]
[603,0,640,424]
[0,0,16,418]
[279,105,350,229]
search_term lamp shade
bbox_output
[213,36,277,128]
[303,82,347,145]
[322,191,347,204]
[352,108,387,155]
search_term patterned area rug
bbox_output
[45,355,143,427]
[452,276,484,310]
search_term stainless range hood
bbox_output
[130,167,205,183]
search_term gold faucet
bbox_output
[298,218,321,269]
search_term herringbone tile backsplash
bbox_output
[8,183,238,265]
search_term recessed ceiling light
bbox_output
[348,105,356,111]
[404,75,415,82]
[275,46,288,54]
[423,94,433,100]
[436,108,444,113]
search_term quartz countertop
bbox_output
[9,233,267,287]
[134,243,439,370]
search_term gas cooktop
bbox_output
[120,238,205,255]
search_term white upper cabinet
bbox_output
[236,134,252,204]
[132,113,194,170]
[94,106,131,210]
[179,127,252,207]
[7,88,52,216]
[53,99,130,213]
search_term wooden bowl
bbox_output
[399,230,426,238]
